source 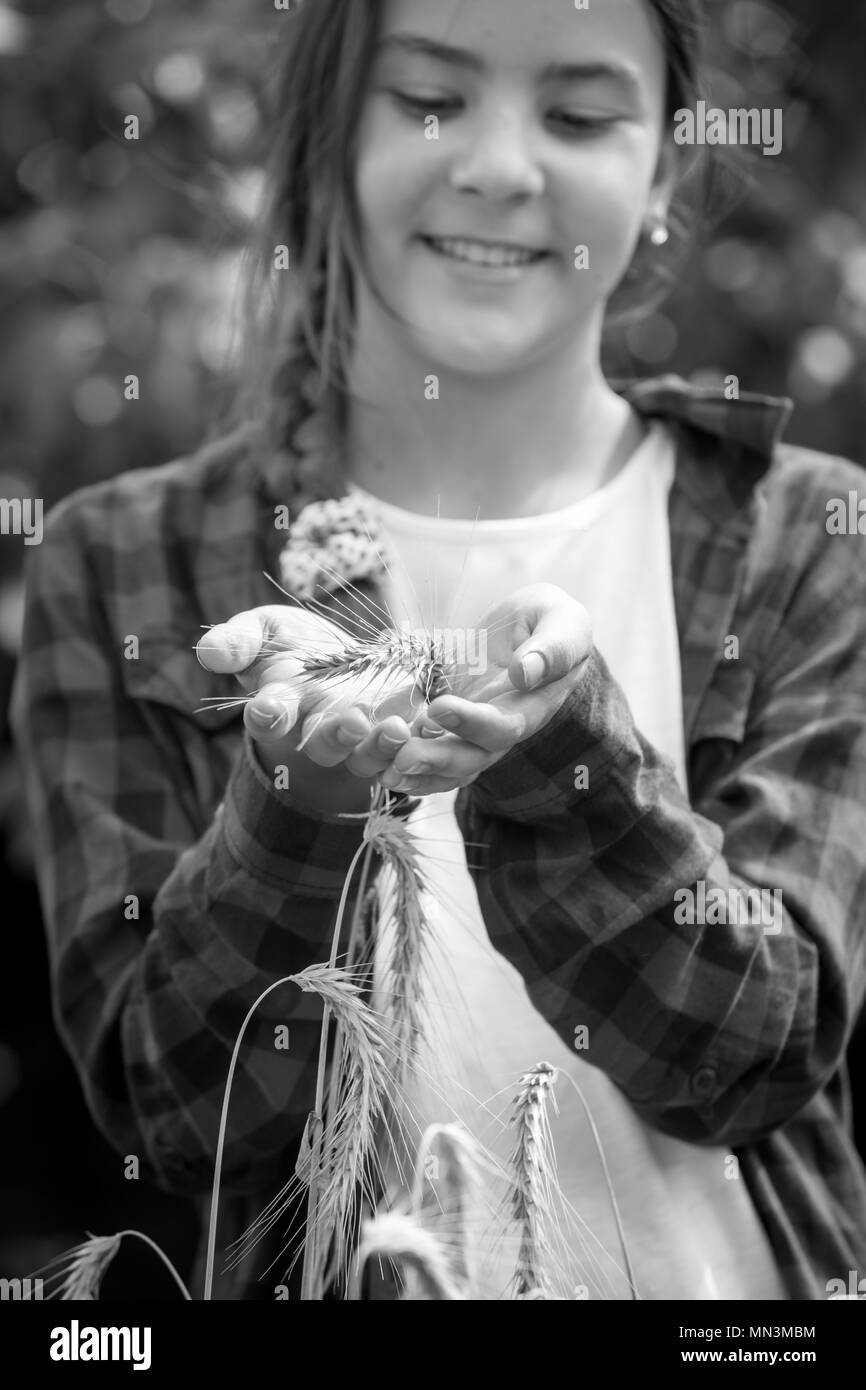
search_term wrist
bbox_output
[217,734,369,895]
[469,649,613,819]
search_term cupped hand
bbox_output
[379,584,593,796]
[194,585,592,797]
[195,605,417,780]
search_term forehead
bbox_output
[377,0,668,90]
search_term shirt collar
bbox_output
[619,373,793,454]
[618,373,794,535]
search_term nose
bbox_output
[449,97,546,202]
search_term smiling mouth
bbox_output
[420,235,549,268]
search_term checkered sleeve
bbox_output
[11,497,367,1197]
[457,566,866,1148]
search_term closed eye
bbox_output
[550,111,618,133]
[388,91,463,117]
[386,90,620,134]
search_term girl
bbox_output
[12,0,866,1301]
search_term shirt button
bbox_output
[691,1065,718,1100]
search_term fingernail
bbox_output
[380,732,406,748]
[336,728,360,746]
[435,713,459,729]
[401,762,429,776]
[251,698,280,723]
[521,652,546,690]
[420,723,446,739]
[296,712,325,751]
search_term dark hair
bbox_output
[236,0,711,506]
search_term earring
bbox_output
[649,221,670,247]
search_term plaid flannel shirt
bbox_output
[11,375,866,1301]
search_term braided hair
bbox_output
[232,0,381,520]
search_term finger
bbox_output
[381,731,493,783]
[507,597,592,691]
[343,717,413,778]
[244,681,302,742]
[197,613,265,674]
[197,605,343,679]
[418,696,528,755]
[299,704,374,768]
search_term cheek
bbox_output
[556,141,658,268]
[353,110,434,251]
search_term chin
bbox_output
[413,323,541,377]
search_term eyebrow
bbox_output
[376,34,642,93]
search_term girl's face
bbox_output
[352,0,673,376]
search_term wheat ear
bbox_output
[363,804,436,1088]
[289,964,399,1298]
[300,802,380,1301]
[28,1230,191,1300]
[509,1062,560,1299]
[355,1211,465,1301]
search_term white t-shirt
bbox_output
[353,423,787,1300]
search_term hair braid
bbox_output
[260,269,347,519]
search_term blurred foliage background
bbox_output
[0,0,865,1295]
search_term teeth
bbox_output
[426,237,543,267]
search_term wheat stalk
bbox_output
[298,822,373,1301]
[203,970,313,1302]
[27,1230,191,1300]
[214,791,426,1300]
[509,1062,560,1299]
[289,963,400,1297]
[363,805,437,1089]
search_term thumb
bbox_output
[196,613,264,675]
[508,599,592,691]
